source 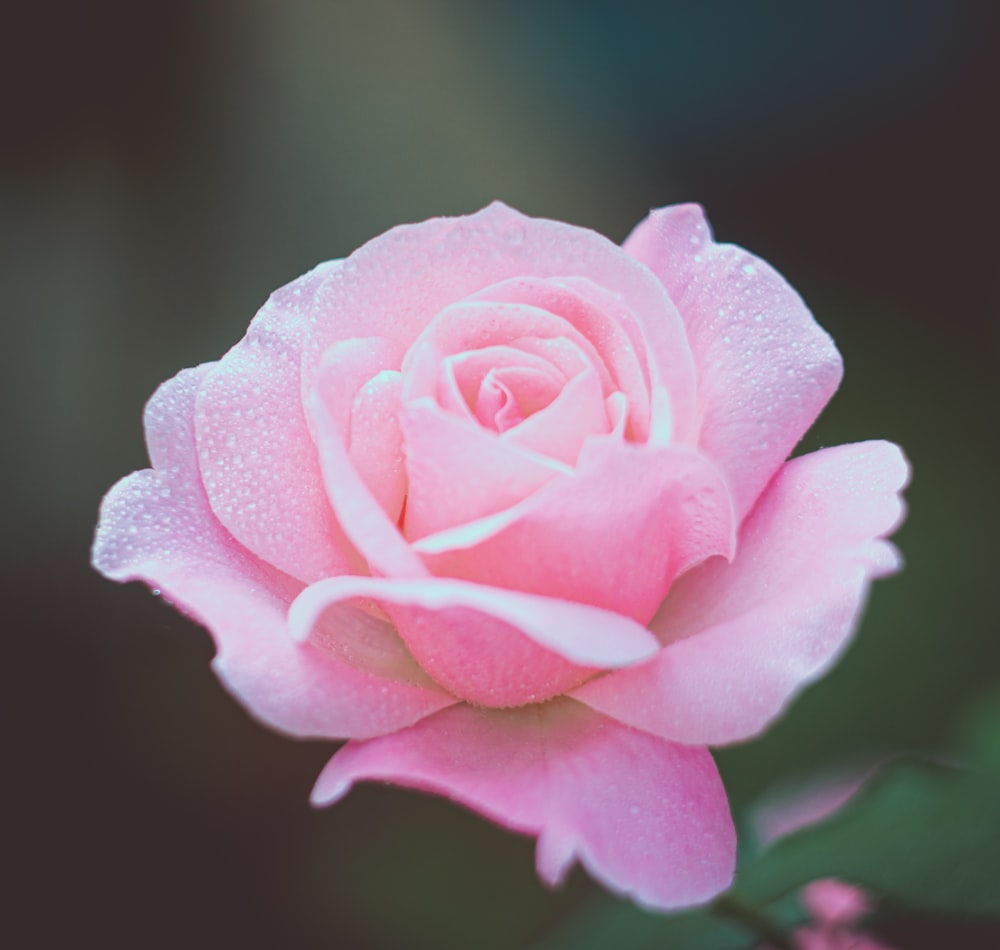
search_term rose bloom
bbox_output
[93,203,908,910]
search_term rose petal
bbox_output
[349,369,407,525]
[501,366,611,464]
[311,699,736,911]
[443,344,565,419]
[508,334,592,382]
[572,441,909,745]
[309,338,427,578]
[400,397,570,540]
[469,276,662,441]
[414,441,735,624]
[93,367,455,739]
[289,576,660,707]
[194,261,360,582]
[623,204,843,518]
[301,202,696,438]
[402,298,614,404]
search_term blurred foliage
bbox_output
[5,2,998,948]
[738,760,1000,916]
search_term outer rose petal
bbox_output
[93,367,455,740]
[289,576,659,707]
[623,205,843,520]
[573,441,908,745]
[194,262,360,583]
[312,699,736,911]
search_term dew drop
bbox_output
[503,223,525,246]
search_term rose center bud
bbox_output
[472,365,561,433]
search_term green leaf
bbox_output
[954,689,1000,778]
[739,759,1000,916]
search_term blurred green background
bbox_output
[5,2,999,948]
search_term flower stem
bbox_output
[710,893,795,950]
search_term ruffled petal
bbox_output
[93,367,455,739]
[194,261,360,582]
[572,441,909,745]
[414,441,735,624]
[623,205,843,519]
[289,576,659,707]
[312,699,736,911]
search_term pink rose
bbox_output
[93,202,908,910]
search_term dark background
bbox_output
[5,2,999,948]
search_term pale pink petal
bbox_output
[311,699,736,911]
[468,275,694,445]
[439,337,610,463]
[474,369,539,431]
[415,441,734,624]
[491,365,561,418]
[349,370,407,525]
[462,278,650,433]
[400,397,570,540]
[301,203,696,439]
[444,345,568,412]
[402,298,613,403]
[309,339,427,578]
[557,275,693,444]
[93,367,455,740]
[623,205,843,519]
[289,576,660,707]
[573,442,909,745]
[501,366,611,465]
[511,334,591,381]
[194,261,360,582]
